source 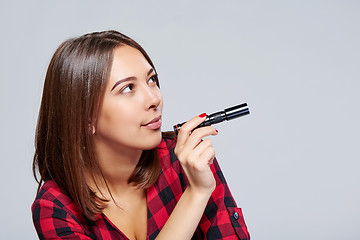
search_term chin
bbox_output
[140,130,163,150]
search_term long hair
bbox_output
[32,30,161,220]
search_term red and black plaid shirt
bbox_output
[32,137,250,239]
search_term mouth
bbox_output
[142,115,162,130]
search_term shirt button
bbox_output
[233,212,239,220]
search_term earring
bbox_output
[89,125,95,134]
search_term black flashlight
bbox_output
[173,103,250,134]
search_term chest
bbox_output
[93,165,182,239]
[103,195,148,240]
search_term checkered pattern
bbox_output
[32,137,250,239]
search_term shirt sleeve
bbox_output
[164,136,250,239]
[32,196,95,240]
[193,158,251,240]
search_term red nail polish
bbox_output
[216,129,218,133]
[199,113,207,118]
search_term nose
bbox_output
[143,85,161,111]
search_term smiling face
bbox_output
[93,45,163,154]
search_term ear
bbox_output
[88,123,96,135]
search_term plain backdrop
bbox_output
[1,1,359,239]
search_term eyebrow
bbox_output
[110,68,155,92]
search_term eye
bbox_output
[121,84,134,93]
[148,75,158,86]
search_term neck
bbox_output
[90,139,143,196]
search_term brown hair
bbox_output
[33,30,161,220]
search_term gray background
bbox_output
[1,0,359,239]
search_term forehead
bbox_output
[110,45,151,79]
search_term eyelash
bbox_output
[148,75,158,85]
[120,74,158,94]
[121,84,134,93]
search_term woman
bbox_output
[32,30,250,240]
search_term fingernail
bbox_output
[216,129,218,133]
[199,113,207,118]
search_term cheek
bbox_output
[96,101,139,136]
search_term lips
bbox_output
[143,115,162,130]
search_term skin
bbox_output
[93,45,163,185]
[91,45,218,240]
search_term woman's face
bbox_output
[93,45,163,153]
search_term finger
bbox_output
[186,145,215,173]
[176,113,207,146]
[191,138,214,158]
[175,127,216,165]
[185,126,218,151]
[198,146,216,166]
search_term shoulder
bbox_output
[32,180,78,212]
[153,134,187,190]
[32,180,94,238]
[157,134,180,170]
[32,180,87,225]
[159,132,177,151]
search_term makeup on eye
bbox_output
[148,74,158,85]
[111,68,157,93]
[111,77,134,92]
[114,75,158,95]
[121,83,135,93]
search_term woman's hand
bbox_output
[174,113,218,195]
[155,114,218,240]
